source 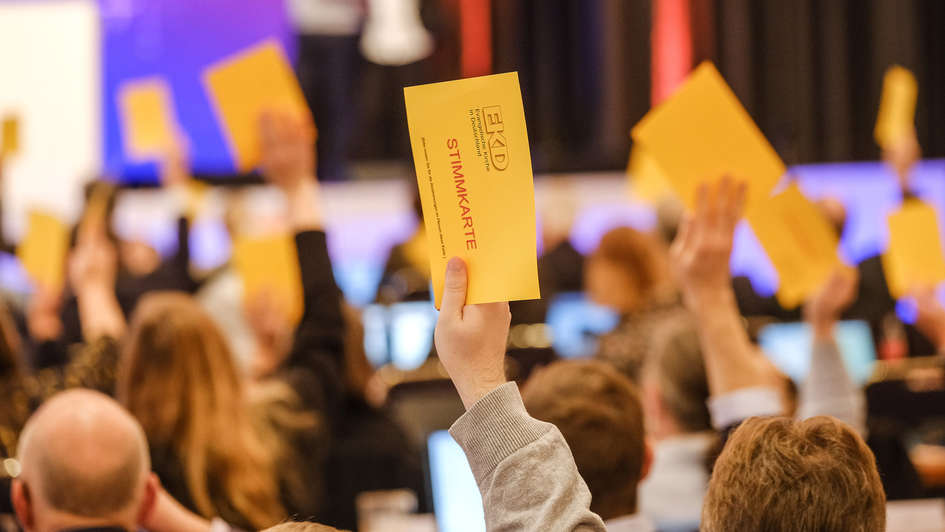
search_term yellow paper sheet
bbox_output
[404,72,540,307]
[17,211,70,292]
[1,114,19,158]
[747,184,840,309]
[231,233,303,326]
[874,66,918,149]
[203,39,310,172]
[117,78,177,161]
[882,199,945,298]
[631,62,785,212]
[627,144,673,204]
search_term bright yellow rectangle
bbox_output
[882,199,945,298]
[117,78,177,161]
[631,62,785,212]
[627,144,673,204]
[231,233,303,326]
[17,211,70,292]
[747,184,840,309]
[1,114,19,157]
[404,72,540,307]
[203,39,310,172]
[874,66,918,149]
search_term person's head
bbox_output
[703,416,886,532]
[11,389,159,532]
[522,360,652,521]
[642,321,711,440]
[118,292,284,529]
[585,227,672,314]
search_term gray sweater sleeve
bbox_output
[449,382,607,532]
[798,338,867,436]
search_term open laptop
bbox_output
[427,430,486,532]
[545,292,621,359]
[363,301,439,370]
[757,320,877,386]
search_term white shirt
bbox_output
[605,513,656,532]
[638,432,715,529]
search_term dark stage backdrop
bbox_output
[707,0,945,165]
[350,0,942,172]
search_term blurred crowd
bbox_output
[1,15,945,524]
[0,107,942,532]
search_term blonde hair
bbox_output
[703,416,885,532]
[117,292,285,529]
[264,522,346,532]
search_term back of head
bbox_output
[647,321,711,434]
[118,292,284,528]
[703,416,886,532]
[15,389,151,524]
[586,226,673,313]
[522,360,646,520]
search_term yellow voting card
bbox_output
[627,144,673,204]
[231,233,303,326]
[875,66,918,149]
[18,211,70,292]
[631,62,785,212]
[404,72,539,307]
[747,184,840,308]
[203,39,310,172]
[882,199,945,298]
[1,114,19,158]
[117,78,177,161]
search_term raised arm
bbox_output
[258,111,346,415]
[436,258,606,532]
[671,179,784,430]
[69,221,125,342]
[914,289,945,356]
[800,267,866,434]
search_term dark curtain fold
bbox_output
[709,0,945,165]
[491,0,651,173]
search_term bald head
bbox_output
[17,389,151,518]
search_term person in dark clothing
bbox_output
[313,304,424,530]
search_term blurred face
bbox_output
[585,257,642,314]
[120,240,161,277]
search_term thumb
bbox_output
[440,257,468,316]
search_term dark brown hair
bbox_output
[522,360,646,520]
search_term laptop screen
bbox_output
[427,430,486,532]
[758,320,877,386]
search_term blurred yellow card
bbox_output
[231,233,303,326]
[203,39,310,172]
[18,211,70,292]
[882,199,945,298]
[1,114,19,157]
[627,144,673,204]
[631,62,784,212]
[117,78,177,161]
[404,72,539,307]
[747,184,840,308]
[875,66,917,149]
